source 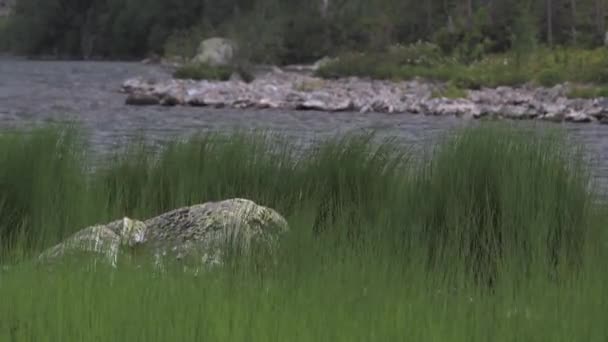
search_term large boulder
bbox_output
[38,218,147,267]
[37,199,289,271]
[192,37,237,67]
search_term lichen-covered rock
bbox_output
[38,217,147,267]
[142,198,289,269]
[37,199,289,271]
[192,37,237,67]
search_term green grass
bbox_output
[317,45,608,90]
[0,125,607,341]
[567,85,608,99]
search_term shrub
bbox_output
[433,27,462,56]
[163,26,208,59]
[173,63,235,81]
[386,42,447,67]
[536,68,565,87]
[315,52,384,79]
[318,46,608,89]
[431,82,468,99]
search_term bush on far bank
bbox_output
[173,62,254,83]
[0,16,10,51]
[173,63,234,81]
[317,45,608,89]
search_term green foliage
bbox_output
[0,17,9,51]
[510,0,539,57]
[1,125,607,340]
[413,126,591,285]
[536,68,564,87]
[2,243,608,341]
[567,86,608,99]
[0,127,90,250]
[6,0,205,57]
[431,82,468,99]
[163,26,209,59]
[6,0,607,63]
[173,62,255,82]
[455,8,496,63]
[224,0,287,65]
[0,124,601,286]
[386,42,448,67]
[173,63,235,81]
[318,45,608,90]
[316,43,450,80]
[433,27,462,56]
[315,52,393,79]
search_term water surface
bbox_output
[1,58,607,193]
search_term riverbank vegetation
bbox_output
[173,63,235,81]
[567,85,608,98]
[317,45,608,89]
[173,63,254,82]
[1,125,607,340]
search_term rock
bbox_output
[256,98,280,109]
[37,199,289,271]
[141,54,161,65]
[187,91,228,108]
[425,99,481,117]
[38,218,147,267]
[297,99,326,111]
[121,77,154,93]
[541,103,568,116]
[126,92,160,106]
[312,57,335,71]
[540,112,565,122]
[192,37,237,67]
[142,198,289,268]
[502,105,537,119]
[565,111,595,123]
[297,98,353,112]
[120,70,607,124]
[159,94,182,106]
[595,98,608,108]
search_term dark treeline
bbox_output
[1,0,607,63]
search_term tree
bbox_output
[570,0,578,44]
[547,0,554,45]
[595,0,605,42]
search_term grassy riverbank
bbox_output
[1,125,607,341]
[317,46,608,90]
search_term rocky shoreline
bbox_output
[122,68,608,124]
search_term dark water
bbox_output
[1,58,608,194]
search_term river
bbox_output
[1,58,608,194]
